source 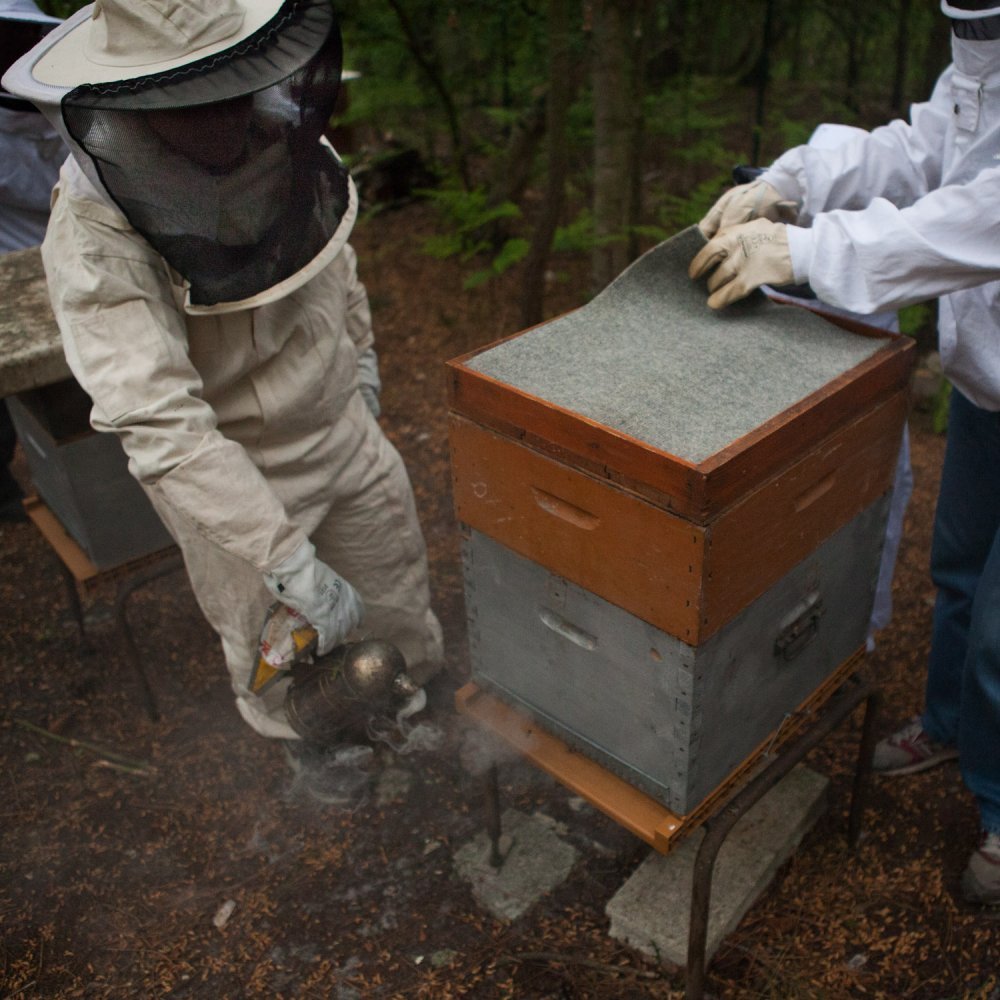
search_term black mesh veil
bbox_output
[61,0,350,306]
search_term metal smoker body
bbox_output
[285,639,420,743]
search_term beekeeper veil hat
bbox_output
[2,0,355,310]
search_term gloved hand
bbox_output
[688,219,794,310]
[357,346,382,419]
[698,180,799,239]
[263,540,365,655]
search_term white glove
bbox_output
[263,540,365,655]
[698,180,799,239]
[357,346,382,418]
[688,219,794,310]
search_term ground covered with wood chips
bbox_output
[2,203,998,999]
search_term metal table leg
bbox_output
[113,554,184,722]
[57,559,92,654]
[684,676,879,1000]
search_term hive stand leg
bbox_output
[58,560,92,654]
[113,555,184,723]
[684,676,876,1000]
[483,763,508,868]
[848,683,881,851]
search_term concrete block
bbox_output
[606,764,829,967]
[454,808,579,921]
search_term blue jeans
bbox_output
[923,389,1000,834]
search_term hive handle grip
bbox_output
[774,592,824,661]
[539,608,598,651]
[794,472,836,513]
[530,487,600,530]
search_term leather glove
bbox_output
[698,180,799,239]
[357,346,382,419]
[688,219,794,310]
[263,540,365,655]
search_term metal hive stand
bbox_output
[456,656,880,1000]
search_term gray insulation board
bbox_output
[467,227,885,464]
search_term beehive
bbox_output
[447,227,914,814]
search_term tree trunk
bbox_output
[520,0,572,327]
[626,0,654,263]
[591,0,632,294]
[921,12,952,99]
[844,16,862,113]
[891,0,912,116]
[385,0,471,188]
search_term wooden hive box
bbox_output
[447,227,915,815]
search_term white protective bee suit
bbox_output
[5,0,442,740]
[766,34,1000,410]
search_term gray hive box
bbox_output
[447,227,914,816]
[1,247,172,570]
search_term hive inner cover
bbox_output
[466,227,885,464]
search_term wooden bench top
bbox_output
[0,246,70,396]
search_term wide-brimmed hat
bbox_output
[3,0,329,114]
[0,0,60,25]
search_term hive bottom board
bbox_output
[462,494,890,816]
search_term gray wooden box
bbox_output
[463,494,888,815]
[9,384,173,570]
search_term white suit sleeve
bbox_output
[788,176,1000,314]
[764,69,953,220]
[42,190,308,574]
[762,67,1000,314]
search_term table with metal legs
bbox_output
[457,660,880,1000]
[24,495,183,722]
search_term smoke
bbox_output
[284,742,375,810]
[457,726,518,777]
[365,688,446,755]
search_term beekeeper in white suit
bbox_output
[689,0,1000,904]
[3,0,443,799]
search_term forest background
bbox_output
[37,0,951,357]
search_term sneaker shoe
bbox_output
[872,716,958,775]
[961,831,1000,905]
[283,740,375,807]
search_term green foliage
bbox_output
[773,115,814,152]
[420,185,520,258]
[657,170,735,233]
[932,379,952,435]
[464,238,531,290]
[419,185,528,289]
[551,211,596,254]
[37,0,89,17]
[897,303,932,339]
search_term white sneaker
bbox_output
[961,831,1000,905]
[872,716,958,776]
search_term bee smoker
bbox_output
[284,639,421,743]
